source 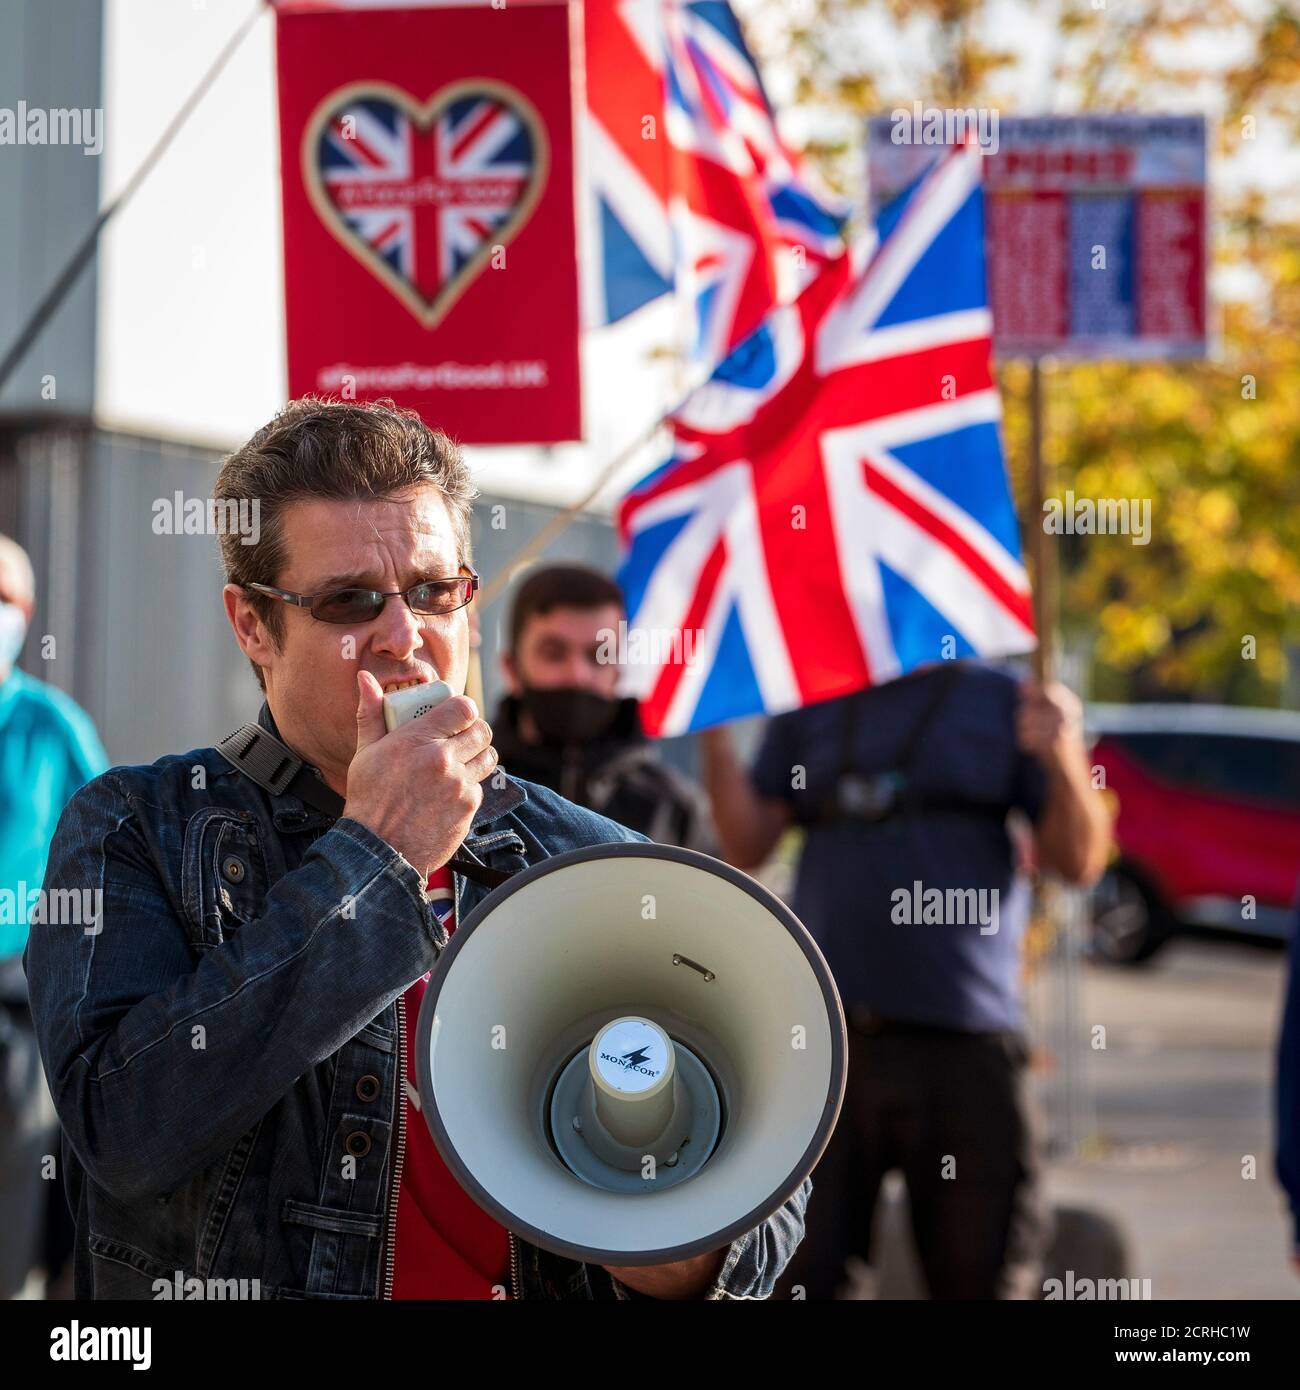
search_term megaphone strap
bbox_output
[217,723,346,815]
[216,722,517,892]
[445,843,515,890]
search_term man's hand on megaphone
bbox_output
[344,670,498,879]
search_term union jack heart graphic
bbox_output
[302,79,549,329]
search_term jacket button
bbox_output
[222,856,246,884]
[344,1130,372,1158]
[355,1074,380,1103]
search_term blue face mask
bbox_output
[0,601,28,670]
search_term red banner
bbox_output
[275,1,582,443]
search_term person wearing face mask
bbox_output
[0,534,107,1298]
[494,564,717,854]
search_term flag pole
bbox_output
[475,376,708,613]
[476,418,664,611]
[1027,356,1055,683]
[1025,357,1097,1159]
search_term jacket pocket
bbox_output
[181,808,270,950]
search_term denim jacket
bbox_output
[23,703,808,1301]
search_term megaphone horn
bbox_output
[415,842,847,1267]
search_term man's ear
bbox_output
[223,584,277,675]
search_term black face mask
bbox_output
[519,685,622,746]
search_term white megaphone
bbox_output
[414,842,846,1267]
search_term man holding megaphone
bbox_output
[24,399,824,1302]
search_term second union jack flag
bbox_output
[584,0,845,365]
[616,142,1037,737]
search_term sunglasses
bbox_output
[246,565,479,625]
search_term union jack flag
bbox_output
[616,142,1036,738]
[584,0,845,365]
[315,90,538,316]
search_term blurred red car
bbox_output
[1085,704,1300,963]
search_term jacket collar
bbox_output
[253,700,526,832]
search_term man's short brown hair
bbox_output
[508,563,625,654]
[214,397,477,689]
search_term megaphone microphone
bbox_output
[382,676,455,732]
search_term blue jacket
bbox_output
[23,702,807,1300]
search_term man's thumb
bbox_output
[355,671,388,750]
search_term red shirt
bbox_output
[391,866,512,1299]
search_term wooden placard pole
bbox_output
[1026,357,1056,683]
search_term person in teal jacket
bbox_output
[0,533,108,1298]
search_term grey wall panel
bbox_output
[71,430,259,766]
[0,0,103,418]
[14,427,86,699]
